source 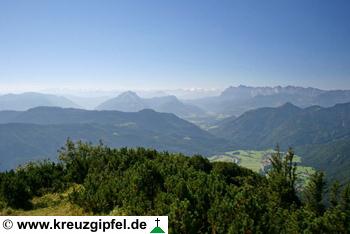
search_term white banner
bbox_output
[0,216,168,234]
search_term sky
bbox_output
[0,0,350,92]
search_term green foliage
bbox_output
[59,139,95,184]
[189,155,212,173]
[340,184,350,231]
[267,146,299,208]
[329,181,340,208]
[18,160,66,196]
[0,160,66,210]
[304,171,326,215]
[1,140,350,233]
[0,170,32,209]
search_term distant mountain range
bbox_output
[0,92,79,110]
[2,86,350,120]
[210,102,350,182]
[188,85,350,117]
[96,91,206,118]
[1,86,350,182]
[0,107,226,170]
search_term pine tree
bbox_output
[268,146,299,207]
[329,181,340,208]
[304,171,325,215]
[340,184,350,231]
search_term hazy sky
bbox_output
[0,0,350,92]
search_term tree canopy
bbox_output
[0,140,349,233]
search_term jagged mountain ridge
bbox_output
[188,85,350,116]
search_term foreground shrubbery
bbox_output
[0,140,350,233]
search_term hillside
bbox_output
[210,102,350,182]
[296,139,350,184]
[0,107,226,170]
[210,102,350,148]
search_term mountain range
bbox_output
[96,91,206,118]
[1,86,350,182]
[2,86,350,120]
[210,102,350,182]
[0,92,79,110]
[188,85,350,117]
[0,107,226,170]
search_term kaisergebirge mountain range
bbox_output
[0,85,349,183]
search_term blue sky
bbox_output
[0,0,349,91]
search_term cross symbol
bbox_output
[155,218,160,227]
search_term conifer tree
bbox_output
[268,146,299,207]
[304,171,325,215]
[329,181,340,208]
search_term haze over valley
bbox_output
[0,85,350,184]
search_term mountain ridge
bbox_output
[188,85,350,116]
[0,107,227,170]
[0,92,80,111]
[210,102,350,182]
[96,91,207,118]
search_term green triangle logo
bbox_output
[150,226,165,233]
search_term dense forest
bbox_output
[1,141,350,233]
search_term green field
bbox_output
[209,149,314,185]
[209,149,274,172]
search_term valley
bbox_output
[0,85,349,185]
[209,149,315,186]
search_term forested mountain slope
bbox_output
[0,107,226,170]
[210,102,350,182]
